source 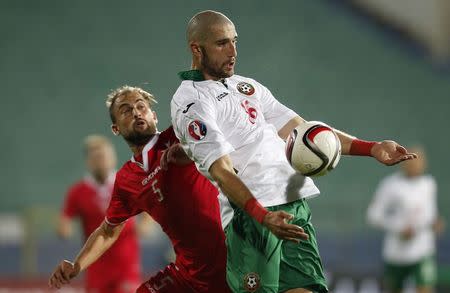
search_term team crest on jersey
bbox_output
[237,82,255,96]
[188,120,207,140]
[243,272,260,292]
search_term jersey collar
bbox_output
[178,70,205,81]
[131,133,160,172]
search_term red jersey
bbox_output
[62,174,141,291]
[106,127,227,292]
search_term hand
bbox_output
[433,217,445,236]
[48,260,80,289]
[160,143,192,170]
[400,226,415,240]
[262,211,309,243]
[371,140,417,166]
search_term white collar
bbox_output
[130,133,160,172]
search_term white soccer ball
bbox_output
[285,121,341,177]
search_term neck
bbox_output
[92,172,109,184]
[191,60,220,81]
[130,144,146,157]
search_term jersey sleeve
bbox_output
[258,83,298,131]
[105,176,142,226]
[171,96,235,174]
[62,186,79,218]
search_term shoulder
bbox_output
[422,174,437,188]
[115,162,133,186]
[159,126,179,144]
[379,172,401,186]
[66,180,88,196]
[172,81,201,106]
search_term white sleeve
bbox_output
[259,83,298,131]
[367,179,408,233]
[171,97,235,175]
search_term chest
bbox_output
[78,185,112,216]
[204,82,265,136]
[389,179,432,214]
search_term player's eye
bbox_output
[121,107,132,115]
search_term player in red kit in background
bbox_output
[57,135,142,293]
[49,86,230,293]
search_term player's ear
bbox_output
[190,42,202,58]
[111,124,120,136]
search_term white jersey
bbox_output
[171,70,319,227]
[367,172,438,264]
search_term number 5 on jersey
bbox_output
[151,179,164,202]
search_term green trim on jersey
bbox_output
[178,70,205,81]
[225,199,328,293]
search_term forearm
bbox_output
[73,221,122,272]
[210,155,268,223]
[214,169,254,208]
[278,116,365,156]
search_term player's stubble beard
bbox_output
[123,128,155,147]
[200,46,233,79]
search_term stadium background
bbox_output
[1,0,449,291]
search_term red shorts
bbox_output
[136,263,230,293]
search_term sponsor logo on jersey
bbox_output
[215,92,229,101]
[182,102,195,113]
[237,82,255,96]
[188,120,207,140]
[142,165,161,186]
[243,272,260,292]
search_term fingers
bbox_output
[49,261,74,289]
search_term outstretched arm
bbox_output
[49,220,124,289]
[279,116,417,165]
[209,155,309,243]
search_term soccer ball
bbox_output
[285,121,341,177]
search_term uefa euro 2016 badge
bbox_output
[243,272,260,292]
[188,120,207,140]
[237,82,255,96]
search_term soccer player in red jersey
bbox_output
[49,86,230,293]
[58,135,141,293]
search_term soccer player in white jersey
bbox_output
[368,147,444,293]
[170,10,417,293]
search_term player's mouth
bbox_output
[134,119,147,129]
[225,60,235,71]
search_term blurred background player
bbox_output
[58,134,142,293]
[367,146,445,293]
[49,86,230,293]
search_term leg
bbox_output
[225,207,281,293]
[278,200,328,293]
[383,262,409,293]
[136,263,194,293]
[413,256,437,293]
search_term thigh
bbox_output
[136,264,195,293]
[278,200,328,293]
[413,256,437,289]
[383,262,410,292]
[225,208,281,293]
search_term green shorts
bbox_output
[384,256,437,291]
[225,199,328,293]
